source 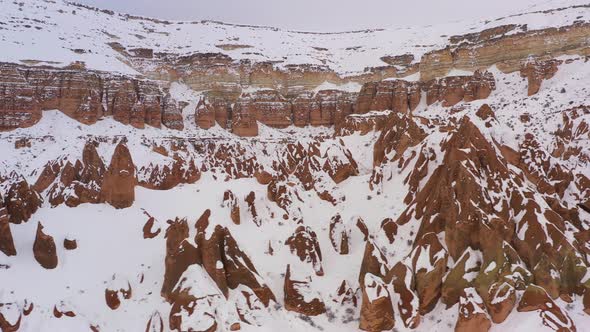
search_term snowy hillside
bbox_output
[1,1,590,332]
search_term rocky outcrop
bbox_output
[520,59,562,96]
[284,265,326,316]
[356,80,421,114]
[286,226,324,276]
[101,143,135,209]
[4,176,42,224]
[195,97,215,129]
[223,190,240,225]
[359,273,395,331]
[0,198,16,256]
[455,288,491,332]
[63,238,77,250]
[33,222,58,269]
[138,155,200,190]
[423,71,495,107]
[42,141,106,207]
[517,284,575,331]
[0,63,177,131]
[329,214,350,255]
[163,211,276,310]
[419,23,590,81]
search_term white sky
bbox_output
[76,0,545,32]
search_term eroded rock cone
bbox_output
[161,218,196,299]
[0,199,17,256]
[101,142,135,209]
[33,222,58,269]
[411,232,448,314]
[329,214,350,255]
[359,273,395,332]
[223,190,240,225]
[517,284,576,331]
[455,288,491,332]
[286,225,324,276]
[441,248,482,307]
[283,265,326,316]
[5,177,42,224]
[387,262,420,329]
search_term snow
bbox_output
[1,0,589,77]
[1,1,590,331]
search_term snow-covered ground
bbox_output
[0,0,589,75]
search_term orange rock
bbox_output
[517,284,576,331]
[283,265,326,316]
[359,273,395,331]
[63,238,77,250]
[455,288,491,332]
[195,97,215,129]
[101,142,135,209]
[223,190,240,225]
[143,215,161,239]
[0,200,16,256]
[33,222,58,269]
[286,226,324,276]
[520,59,562,96]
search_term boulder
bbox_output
[33,222,58,269]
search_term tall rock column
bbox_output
[101,142,136,209]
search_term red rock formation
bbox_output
[44,141,106,207]
[223,190,240,225]
[161,218,196,299]
[517,284,576,331]
[332,280,358,307]
[0,197,16,256]
[161,95,184,130]
[0,63,174,130]
[388,262,420,329]
[356,80,421,115]
[4,176,42,224]
[101,142,135,209]
[138,155,200,190]
[411,232,448,314]
[283,265,326,316]
[358,240,388,284]
[33,222,58,269]
[143,215,161,239]
[329,214,350,255]
[359,273,395,331]
[336,111,393,136]
[312,90,356,127]
[520,59,562,96]
[63,238,77,250]
[373,113,426,167]
[379,218,398,244]
[423,71,495,107]
[105,281,132,310]
[195,97,215,129]
[455,288,491,332]
[286,226,324,276]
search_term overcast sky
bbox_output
[76,0,543,32]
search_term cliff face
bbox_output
[0,63,175,131]
[1,1,590,332]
